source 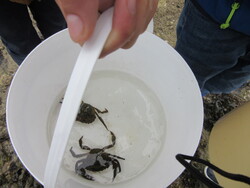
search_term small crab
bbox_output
[70,134,125,181]
[76,101,108,125]
[60,99,109,129]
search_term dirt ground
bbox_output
[1,0,250,187]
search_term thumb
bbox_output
[56,0,99,44]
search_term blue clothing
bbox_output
[0,0,66,65]
[192,0,250,36]
[175,0,250,96]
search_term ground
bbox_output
[1,0,250,187]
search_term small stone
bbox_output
[10,184,18,188]
[2,161,10,173]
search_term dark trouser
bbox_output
[0,0,66,65]
[176,0,250,95]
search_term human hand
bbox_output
[55,0,158,57]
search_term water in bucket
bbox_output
[47,70,166,185]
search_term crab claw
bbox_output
[112,159,122,181]
[78,168,95,181]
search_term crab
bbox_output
[60,99,109,129]
[76,101,108,126]
[70,134,125,181]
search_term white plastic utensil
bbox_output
[43,8,114,188]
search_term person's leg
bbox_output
[204,50,250,93]
[0,0,41,65]
[175,0,250,96]
[29,0,66,39]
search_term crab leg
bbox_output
[79,136,91,150]
[102,131,116,150]
[75,161,95,181]
[112,159,122,181]
[70,147,88,158]
[108,153,125,160]
[94,111,109,131]
[94,107,108,114]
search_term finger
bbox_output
[101,0,137,57]
[122,35,138,49]
[56,0,99,44]
[121,0,158,49]
[101,0,158,57]
[120,0,149,50]
[128,0,158,37]
[98,0,115,13]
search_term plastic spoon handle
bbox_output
[44,8,113,188]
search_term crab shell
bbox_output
[76,103,96,123]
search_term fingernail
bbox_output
[101,30,119,57]
[66,14,83,42]
[127,0,136,15]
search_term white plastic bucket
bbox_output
[7,30,203,187]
